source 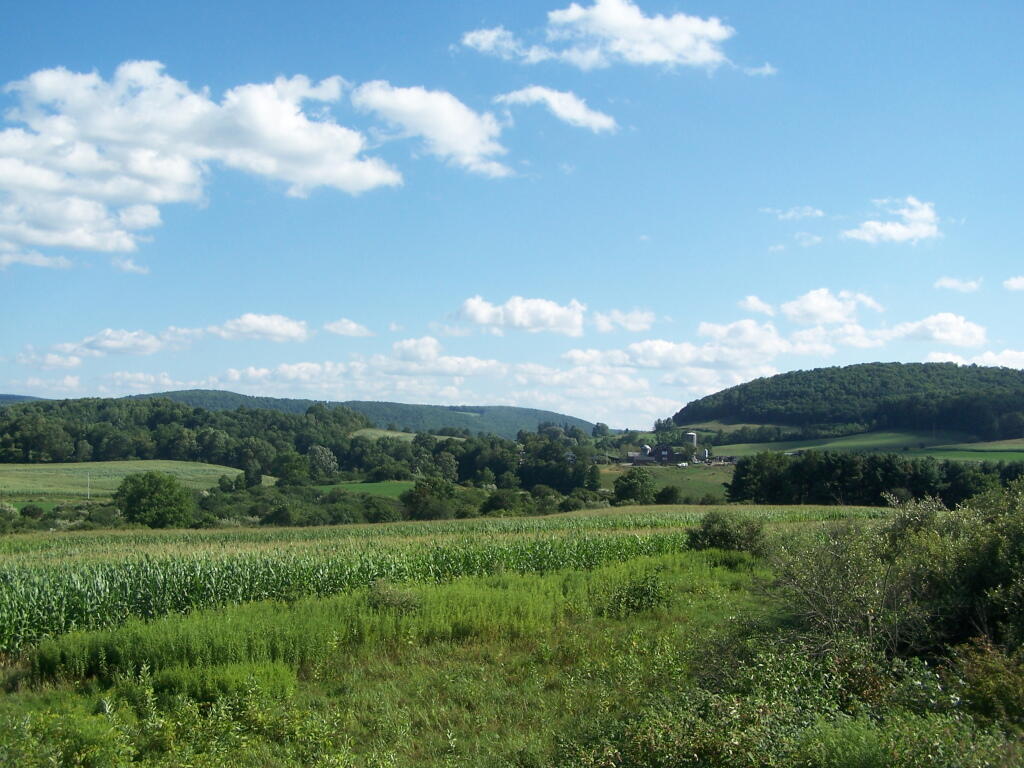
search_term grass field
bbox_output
[600,463,732,501]
[317,479,417,498]
[5,499,1019,766]
[715,429,972,457]
[351,427,417,441]
[0,460,242,501]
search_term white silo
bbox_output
[685,432,698,448]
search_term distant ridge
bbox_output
[673,362,1024,439]
[128,389,595,439]
[0,394,41,406]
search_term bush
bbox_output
[614,467,656,505]
[655,485,682,504]
[689,510,765,555]
[596,571,670,619]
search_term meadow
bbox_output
[715,429,977,457]
[599,463,733,501]
[0,460,242,501]
[1,500,1021,767]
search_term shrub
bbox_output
[689,510,765,555]
[655,485,682,505]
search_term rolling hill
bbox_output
[673,362,1024,442]
[127,390,594,439]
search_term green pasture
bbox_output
[0,460,242,500]
[318,479,416,498]
[600,462,732,500]
[351,427,417,441]
[715,429,971,457]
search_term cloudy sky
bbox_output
[2,0,1022,428]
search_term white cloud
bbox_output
[495,86,617,133]
[761,205,823,221]
[934,276,981,293]
[16,347,82,369]
[1004,276,1024,291]
[20,375,80,394]
[781,288,883,325]
[842,196,941,244]
[738,295,774,316]
[927,349,1024,369]
[884,313,986,348]
[351,81,510,177]
[0,61,401,266]
[55,328,165,357]
[0,251,72,269]
[111,255,149,274]
[744,63,778,77]
[208,313,309,343]
[462,0,735,71]
[461,295,587,336]
[593,308,654,332]
[324,318,374,337]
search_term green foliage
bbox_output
[774,483,1024,656]
[654,485,682,504]
[688,509,766,555]
[728,449,1022,506]
[674,361,1024,440]
[613,467,656,505]
[114,472,197,528]
[595,570,670,619]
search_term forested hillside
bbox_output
[674,362,1024,439]
[130,390,594,438]
[0,397,370,475]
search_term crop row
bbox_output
[0,531,692,657]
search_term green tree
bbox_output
[613,467,656,505]
[114,471,197,528]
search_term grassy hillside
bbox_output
[599,463,731,502]
[715,429,971,457]
[0,460,242,499]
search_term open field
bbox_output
[3,499,1017,766]
[0,460,242,501]
[351,427,417,441]
[317,479,417,498]
[715,429,972,457]
[600,463,732,500]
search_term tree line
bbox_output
[727,449,1024,507]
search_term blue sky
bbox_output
[1,0,1022,428]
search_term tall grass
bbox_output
[1,531,702,656]
[28,551,755,684]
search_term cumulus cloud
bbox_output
[0,61,401,267]
[351,81,510,177]
[883,313,986,348]
[842,196,941,244]
[461,295,587,336]
[781,288,883,325]
[738,295,774,316]
[16,347,82,369]
[208,313,309,342]
[927,349,1024,369]
[1004,276,1024,291]
[0,251,72,269]
[934,277,981,293]
[495,86,617,133]
[462,0,735,71]
[55,328,166,357]
[593,308,654,332]
[324,318,374,337]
